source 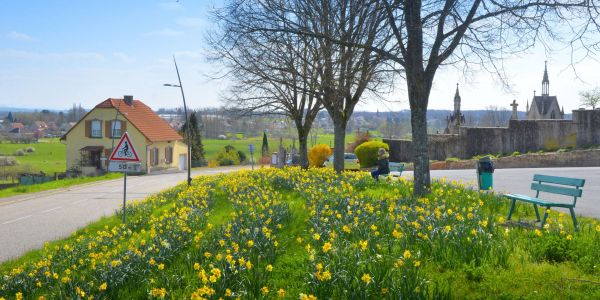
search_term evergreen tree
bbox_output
[180,112,205,164]
[261,131,269,157]
[6,112,13,122]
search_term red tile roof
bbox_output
[95,98,183,142]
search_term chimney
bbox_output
[124,95,133,106]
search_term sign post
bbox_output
[248,144,255,170]
[108,132,141,223]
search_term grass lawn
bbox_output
[0,138,66,174]
[203,133,358,162]
[0,173,122,199]
[1,168,598,299]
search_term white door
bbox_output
[179,154,186,171]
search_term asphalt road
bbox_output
[404,167,600,219]
[0,166,249,263]
[0,166,597,263]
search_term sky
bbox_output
[1,1,600,113]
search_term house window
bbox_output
[112,120,122,137]
[91,120,102,138]
[165,146,173,164]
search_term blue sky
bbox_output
[1,1,600,113]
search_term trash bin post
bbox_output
[476,156,494,190]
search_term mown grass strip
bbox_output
[268,192,310,297]
[0,173,122,199]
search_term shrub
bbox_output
[354,140,389,167]
[0,156,17,167]
[15,149,25,156]
[445,157,460,163]
[216,145,242,166]
[510,151,520,156]
[25,147,35,153]
[207,160,219,168]
[308,144,332,167]
[237,150,247,163]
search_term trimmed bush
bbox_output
[354,140,389,167]
[15,149,25,156]
[216,145,242,166]
[308,144,332,167]
[25,147,35,153]
[237,150,247,163]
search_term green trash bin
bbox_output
[476,156,495,190]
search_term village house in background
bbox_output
[61,96,187,176]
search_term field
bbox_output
[203,134,355,162]
[0,138,66,174]
[1,168,598,299]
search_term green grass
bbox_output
[0,138,66,174]
[4,169,596,299]
[202,133,361,162]
[0,173,122,198]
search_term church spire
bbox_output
[454,83,461,113]
[542,61,549,96]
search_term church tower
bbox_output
[526,62,563,120]
[445,83,465,134]
[454,83,461,114]
[542,61,549,96]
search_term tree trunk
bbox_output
[298,129,309,169]
[333,120,346,173]
[410,105,431,196]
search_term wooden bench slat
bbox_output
[533,174,585,187]
[531,182,582,197]
[503,194,575,208]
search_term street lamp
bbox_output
[164,55,192,186]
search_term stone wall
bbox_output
[573,109,600,148]
[385,117,580,162]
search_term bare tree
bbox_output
[373,1,600,195]
[209,1,323,168]
[579,87,600,110]
[214,0,395,172]
[480,106,511,127]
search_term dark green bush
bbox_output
[354,140,389,168]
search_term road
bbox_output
[404,167,600,219]
[0,166,249,263]
[1,166,598,263]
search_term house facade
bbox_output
[62,96,187,176]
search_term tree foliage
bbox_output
[180,112,206,164]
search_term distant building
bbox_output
[61,96,187,176]
[526,62,564,120]
[444,84,465,134]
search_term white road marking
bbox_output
[41,206,62,214]
[2,215,32,225]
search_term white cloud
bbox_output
[143,28,184,37]
[0,49,104,61]
[7,31,34,41]
[176,17,205,29]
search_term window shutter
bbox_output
[85,120,91,137]
[154,148,159,165]
[150,148,155,166]
[105,121,112,138]
[164,147,169,163]
[121,121,127,134]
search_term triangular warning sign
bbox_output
[109,132,141,162]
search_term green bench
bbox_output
[503,174,585,230]
[379,162,404,181]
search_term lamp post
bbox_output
[164,55,192,186]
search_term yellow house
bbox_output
[61,96,187,176]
